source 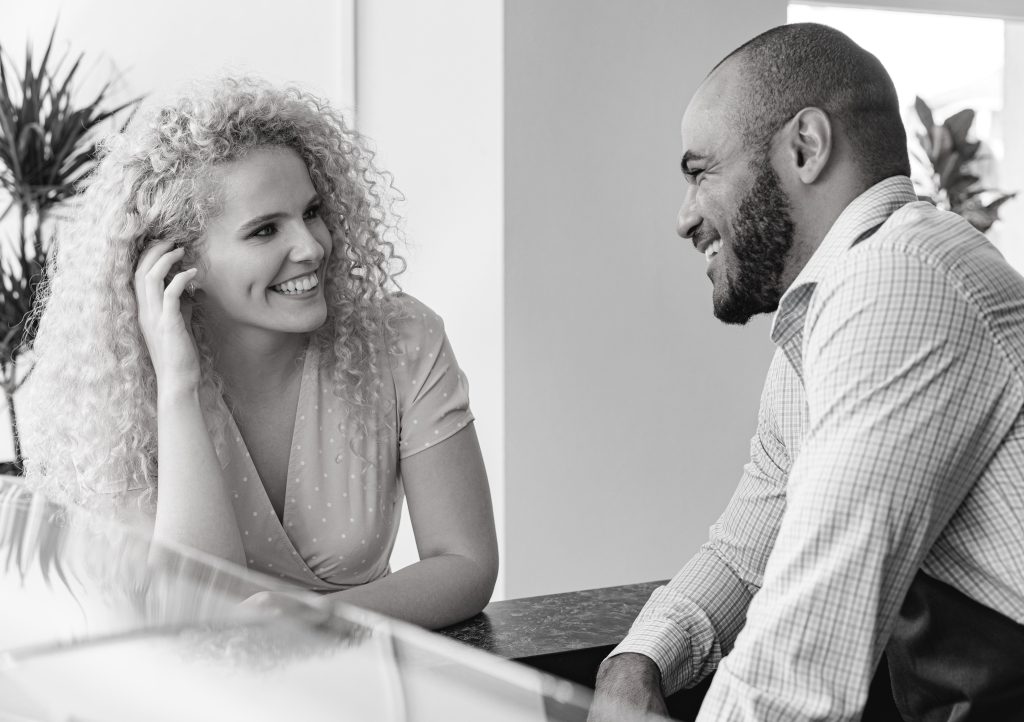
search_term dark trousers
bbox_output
[886,571,1024,721]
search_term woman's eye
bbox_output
[251,224,276,238]
[303,205,321,221]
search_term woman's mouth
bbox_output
[269,271,319,295]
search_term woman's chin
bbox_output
[290,308,329,335]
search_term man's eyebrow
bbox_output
[680,150,708,175]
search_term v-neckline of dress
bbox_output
[225,341,317,532]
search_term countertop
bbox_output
[439,580,666,659]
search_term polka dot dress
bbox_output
[222,294,474,591]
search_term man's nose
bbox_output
[677,184,702,240]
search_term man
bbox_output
[591,23,1024,722]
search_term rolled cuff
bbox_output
[608,598,720,695]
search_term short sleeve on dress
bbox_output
[390,294,474,459]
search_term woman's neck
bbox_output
[210,326,310,400]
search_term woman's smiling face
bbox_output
[197,145,333,340]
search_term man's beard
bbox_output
[713,156,796,325]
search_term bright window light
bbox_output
[787,3,1007,233]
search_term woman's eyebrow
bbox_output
[237,195,321,232]
[237,211,284,233]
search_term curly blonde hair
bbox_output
[21,77,406,513]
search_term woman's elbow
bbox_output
[456,551,498,619]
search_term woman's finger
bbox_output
[134,239,175,282]
[146,246,185,287]
[162,267,198,319]
[134,241,175,314]
[181,294,195,328]
[144,246,186,312]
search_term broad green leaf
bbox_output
[915,96,935,130]
[930,125,953,165]
[944,108,974,147]
[985,193,1018,215]
[946,174,979,197]
[938,151,961,188]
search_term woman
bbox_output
[21,77,497,629]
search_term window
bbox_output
[788,4,1018,253]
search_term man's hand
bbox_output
[589,653,670,722]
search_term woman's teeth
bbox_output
[705,239,723,263]
[271,273,319,295]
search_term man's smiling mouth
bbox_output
[705,239,722,263]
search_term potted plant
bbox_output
[913,95,1016,233]
[0,27,139,475]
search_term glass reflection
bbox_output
[0,477,650,722]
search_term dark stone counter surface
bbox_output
[438,578,901,721]
[439,580,666,660]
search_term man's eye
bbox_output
[304,205,321,221]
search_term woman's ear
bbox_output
[781,107,832,185]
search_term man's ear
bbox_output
[780,107,832,185]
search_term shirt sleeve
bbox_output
[698,247,1021,721]
[389,294,475,459]
[609,351,793,694]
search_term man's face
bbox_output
[677,69,796,325]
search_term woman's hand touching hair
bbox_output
[134,239,201,394]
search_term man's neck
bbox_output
[782,179,869,291]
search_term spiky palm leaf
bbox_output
[0,25,141,470]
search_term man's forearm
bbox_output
[590,653,668,722]
[610,544,754,695]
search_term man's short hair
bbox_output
[717,23,911,184]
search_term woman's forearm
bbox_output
[153,386,246,567]
[324,553,497,629]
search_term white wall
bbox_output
[0,0,354,109]
[0,0,355,465]
[354,1,506,592]
[355,0,787,599]
[1002,21,1024,271]
[503,0,785,598]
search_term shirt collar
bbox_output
[770,175,918,346]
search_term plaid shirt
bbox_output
[613,176,1024,720]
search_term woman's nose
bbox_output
[289,224,325,264]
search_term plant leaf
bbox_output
[931,125,954,166]
[985,193,1018,215]
[0,21,142,366]
[946,174,980,198]
[944,108,974,148]
[938,151,961,189]
[960,140,981,162]
[915,96,935,130]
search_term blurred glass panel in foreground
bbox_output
[0,477,661,722]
